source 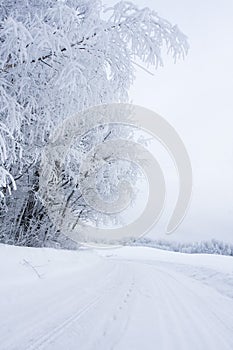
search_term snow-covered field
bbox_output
[0,244,233,350]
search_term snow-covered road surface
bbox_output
[0,244,233,350]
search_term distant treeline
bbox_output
[128,238,233,256]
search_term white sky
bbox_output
[105,0,233,242]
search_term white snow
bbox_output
[0,244,233,350]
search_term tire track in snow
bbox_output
[26,294,103,350]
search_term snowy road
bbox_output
[0,245,233,350]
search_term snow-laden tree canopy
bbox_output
[0,0,188,193]
[0,0,188,246]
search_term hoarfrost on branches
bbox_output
[0,0,188,246]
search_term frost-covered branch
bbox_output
[0,0,188,246]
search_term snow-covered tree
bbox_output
[0,0,188,246]
[131,238,233,256]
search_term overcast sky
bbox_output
[106,0,233,242]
